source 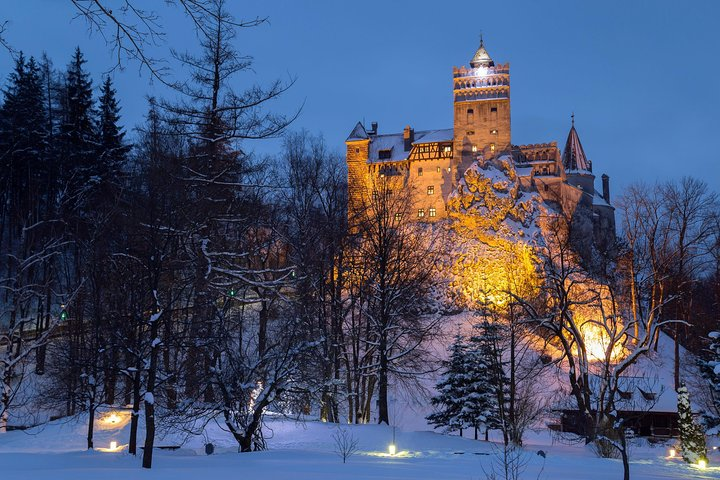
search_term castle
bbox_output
[346,39,616,249]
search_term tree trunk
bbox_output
[128,369,141,455]
[377,330,389,425]
[86,402,95,449]
[142,317,160,469]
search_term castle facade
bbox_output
[346,40,615,248]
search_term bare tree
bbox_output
[348,175,443,425]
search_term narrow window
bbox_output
[418,167,423,176]
[436,166,441,173]
[429,208,437,217]
[355,147,360,153]
[471,145,478,152]
[418,208,425,218]
[466,108,474,124]
[490,143,496,152]
[544,184,549,192]
[427,186,434,195]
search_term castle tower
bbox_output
[562,116,595,206]
[452,38,511,174]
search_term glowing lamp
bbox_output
[110,441,117,450]
[228,289,236,297]
[60,310,68,320]
[698,459,708,469]
[388,444,396,456]
[108,413,120,424]
[668,448,676,458]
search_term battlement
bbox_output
[453,63,510,77]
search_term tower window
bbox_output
[490,143,495,152]
[427,186,435,195]
[355,147,360,153]
[467,108,474,124]
[471,145,478,152]
[491,107,497,112]
[418,167,423,176]
[429,208,437,217]
[418,208,425,218]
[437,166,441,173]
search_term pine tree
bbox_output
[59,47,96,203]
[700,331,720,434]
[677,383,707,464]
[427,335,471,434]
[467,319,506,438]
[96,76,130,183]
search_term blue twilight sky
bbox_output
[1,0,719,197]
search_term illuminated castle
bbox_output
[346,39,616,249]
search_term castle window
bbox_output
[490,129,498,135]
[467,108,474,124]
[466,130,475,135]
[436,166,441,173]
[427,186,434,195]
[544,184,549,192]
[471,145,478,152]
[490,107,497,112]
[418,209,425,218]
[490,143,495,152]
[443,145,452,153]
[355,147,360,154]
[372,190,379,200]
[418,167,423,176]
[429,208,437,217]
[394,213,402,221]
[378,149,392,160]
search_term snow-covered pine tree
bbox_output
[700,331,720,433]
[677,383,707,464]
[467,318,506,439]
[427,335,471,435]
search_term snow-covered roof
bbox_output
[346,121,368,142]
[592,191,613,208]
[412,128,454,145]
[367,128,453,164]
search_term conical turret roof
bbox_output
[562,117,591,172]
[470,37,494,68]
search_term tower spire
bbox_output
[470,35,494,68]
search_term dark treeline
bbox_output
[0,1,442,470]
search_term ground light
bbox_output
[388,444,396,456]
[698,459,708,469]
[668,448,676,458]
[110,441,117,450]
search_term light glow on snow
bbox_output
[98,410,131,430]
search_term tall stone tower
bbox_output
[452,38,511,174]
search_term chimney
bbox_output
[601,174,610,204]
[369,122,378,135]
[403,125,414,151]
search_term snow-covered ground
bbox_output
[0,413,717,479]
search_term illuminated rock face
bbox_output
[344,40,615,250]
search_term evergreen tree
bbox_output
[96,76,130,183]
[427,335,470,434]
[467,319,505,438]
[677,383,707,464]
[700,331,720,434]
[59,47,96,204]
